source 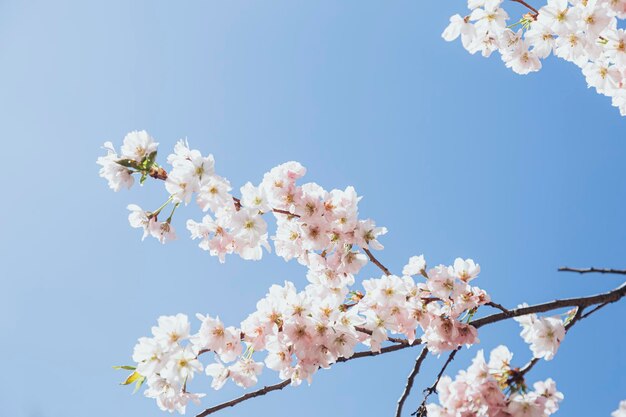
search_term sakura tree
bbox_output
[444,0,626,115]
[98,131,625,417]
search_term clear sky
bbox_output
[0,1,624,416]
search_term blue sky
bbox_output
[0,1,624,416]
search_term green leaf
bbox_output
[113,365,136,371]
[116,159,139,169]
[147,150,158,165]
[132,375,146,394]
[121,371,143,386]
[140,172,148,185]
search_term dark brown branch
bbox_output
[518,357,540,378]
[580,302,610,319]
[363,247,392,276]
[412,348,461,417]
[486,301,510,314]
[558,267,626,275]
[395,347,429,417]
[471,282,626,329]
[510,0,539,16]
[355,326,410,345]
[272,208,299,217]
[196,379,291,417]
[196,340,421,417]
[336,339,422,362]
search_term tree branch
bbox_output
[411,347,461,417]
[355,326,409,345]
[470,282,626,329]
[195,340,421,417]
[510,0,539,17]
[580,301,610,319]
[486,301,511,314]
[194,282,625,417]
[196,379,291,417]
[362,247,392,276]
[395,347,429,417]
[558,267,626,275]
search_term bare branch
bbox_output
[196,380,291,417]
[412,348,461,417]
[355,326,409,345]
[558,267,626,275]
[471,282,626,328]
[362,247,393,276]
[580,302,610,319]
[336,339,422,362]
[486,301,511,314]
[510,0,539,17]
[195,340,421,417]
[395,347,429,417]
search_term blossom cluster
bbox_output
[97,133,572,415]
[426,346,564,417]
[98,130,387,270]
[126,254,490,413]
[444,0,626,115]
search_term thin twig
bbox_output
[518,357,540,377]
[195,341,419,417]
[195,380,291,417]
[395,347,429,417]
[363,247,392,276]
[355,326,409,345]
[336,339,422,363]
[150,167,395,276]
[471,282,626,329]
[486,301,510,314]
[580,302,610,319]
[412,348,461,416]
[510,0,539,16]
[558,267,626,275]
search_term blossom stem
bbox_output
[510,0,539,17]
[362,247,393,276]
[411,347,461,417]
[166,202,180,223]
[151,195,174,218]
[138,165,395,276]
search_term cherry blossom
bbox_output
[426,346,563,417]
[98,133,624,416]
[444,0,626,115]
[613,400,626,417]
[97,142,134,192]
[514,308,566,360]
